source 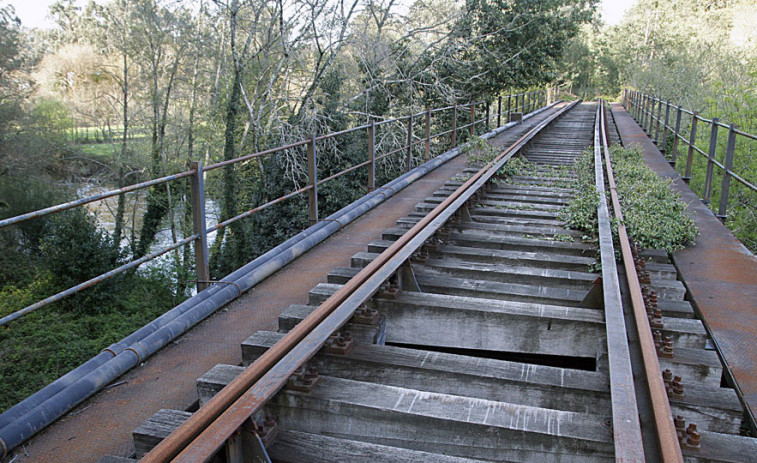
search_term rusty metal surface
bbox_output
[11,105,564,463]
[600,101,682,462]
[611,102,757,424]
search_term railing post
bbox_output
[630,91,635,117]
[643,95,651,131]
[646,96,654,134]
[425,108,430,161]
[631,91,637,119]
[307,134,319,224]
[470,103,475,137]
[654,98,663,144]
[367,120,375,192]
[684,112,698,183]
[717,123,737,221]
[650,97,657,135]
[189,161,210,292]
[631,92,639,122]
[485,101,490,132]
[497,96,502,127]
[661,101,671,153]
[451,104,457,148]
[406,114,413,172]
[671,105,683,165]
[703,118,719,204]
[506,93,512,122]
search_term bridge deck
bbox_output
[612,103,757,425]
[13,104,566,463]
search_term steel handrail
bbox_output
[0,169,196,229]
[625,90,757,196]
[0,232,199,326]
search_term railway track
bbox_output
[99,102,756,462]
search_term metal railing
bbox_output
[622,89,757,222]
[0,87,557,326]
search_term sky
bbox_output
[7,0,638,30]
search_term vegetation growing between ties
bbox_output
[609,145,698,252]
[562,145,698,254]
[559,150,599,234]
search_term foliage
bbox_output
[463,137,532,177]
[40,208,121,301]
[561,146,697,253]
[559,150,599,233]
[0,267,180,413]
[610,145,698,252]
[498,156,532,178]
[441,0,597,101]
[463,136,499,165]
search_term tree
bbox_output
[435,0,597,101]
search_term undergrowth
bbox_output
[464,137,499,166]
[562,146,698,253]
[463,136,533,177]
[610,145,698,252]
[559,150,599,233]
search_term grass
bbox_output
[78,143,116,157]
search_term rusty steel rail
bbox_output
[141,100,579,463]
[599,100,684,462]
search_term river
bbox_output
[76,183,221,273]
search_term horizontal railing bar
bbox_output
[314,124,372,142]
[380,144,411,159]
[317,160,372,186]
[374,116,410,127]
[209,185,312,233]
[205,140,310,171]
[730,171,757,192]
[0,233,198,327]
[0,170,196,229]
[734,128,757,140]
[430,105,455,113]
